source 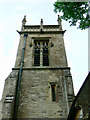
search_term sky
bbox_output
[0,0,88,100]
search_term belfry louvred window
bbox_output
[34,40,49,66]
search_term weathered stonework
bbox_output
[2,16,74,119]
[2,71,19,118]
[0,101,2,119]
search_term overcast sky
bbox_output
[0,0,88,100]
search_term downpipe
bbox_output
[13,34,28,119]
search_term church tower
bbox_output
[2,16,74,119]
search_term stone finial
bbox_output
[21,15,27,30]
[40,19,43,32]
[57,15,61,25]
[57,15,62,30]
[22,15,27,25]
[40,19,43,25]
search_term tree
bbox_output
[54,1,90,30]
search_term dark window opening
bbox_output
[51,85,56,101]
[34,41,40,66]
[43,47,49,66]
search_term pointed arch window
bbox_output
[34,40,49,66]
[43,41,49,66]
[34,41,40,66]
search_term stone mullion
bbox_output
[40,42,43,66]
[32,39,35,66]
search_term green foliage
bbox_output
[54,1,90,30]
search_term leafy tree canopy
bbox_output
[54,1,90,30]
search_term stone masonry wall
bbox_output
[2,70,19,118]
[0,101,2,119]
[17,69,70,118]
[15,33,68,68]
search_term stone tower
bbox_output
[2,15,74,119]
